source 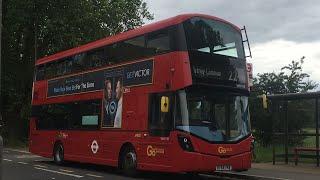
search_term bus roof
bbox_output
[36,13,241,66]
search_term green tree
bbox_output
[250,57,318,146]
[253,56,317,95]
[281,56,317,93]
[1,0,153,144]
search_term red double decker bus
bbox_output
[30,14,253,174]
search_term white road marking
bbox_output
[34,167,83,178]
[3,150,9,153]
[17,161,28,165]
[59,169,74,173]
[16,154,40,159]
[34,164,48,168]
[3,158,13,162]
[5,148,30,154]
[86,173,103,178]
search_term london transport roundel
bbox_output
[91,140,99,154]
[109,101,117,114]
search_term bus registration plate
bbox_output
[215,165,232,171]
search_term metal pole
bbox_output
[0,0,3,178]
[316,98,319,167]
[272,100,275,165]
[0,0,2,117]
[34,2,37,61]
[284,101,288,164]
[0,135,2,180]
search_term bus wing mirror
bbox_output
[161,96,169,113]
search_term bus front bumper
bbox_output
[172,150,252,173]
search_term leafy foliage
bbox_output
[1,0,153,143]
[250,57,318,146]
[253,57,317,95]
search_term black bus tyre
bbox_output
[120,146,138,177]
[53,143,64,165]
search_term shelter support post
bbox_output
[316,98,319,167]
[284,101,288,164]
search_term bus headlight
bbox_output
[177,135,194,152]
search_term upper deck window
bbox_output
[34,26,177,81]
[184,17,245,59]
[35,64,45,81]
[146,29,170,54]
[122,35,146,60]
[86,49,106,69]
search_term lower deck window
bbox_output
[32,99,101,130]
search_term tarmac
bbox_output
[2,147,320,180]
[232,162,320,180]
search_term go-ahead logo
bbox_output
[147,145,164,157]
[218,146,232,154]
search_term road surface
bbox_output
[2,148,223,180]
[2,148,320,180]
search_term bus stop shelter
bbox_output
[267,92,320,166]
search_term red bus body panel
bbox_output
[35,14,240,66]
[29,14,252,173]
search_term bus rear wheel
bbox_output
[53,143,64,165]
[120,146,137,177]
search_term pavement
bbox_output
[243,163,320,180]
[1,148,320,180]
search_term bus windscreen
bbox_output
[184,17,245,59]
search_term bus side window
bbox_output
[146,29,170,55]
[149,93,173,136]
[35,65,45,81]
[85,48,104,69]
[72,53,86,72]
[45,62,57,79]
[121,35,146,61]
[56,60,67,76]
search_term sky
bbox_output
[144,0,320,86]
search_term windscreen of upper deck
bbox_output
[183,17,247,89]
[183,17,245,59]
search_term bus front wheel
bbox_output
[120,146,137,176]
[53,143,64,165]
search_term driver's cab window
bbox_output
[214,103,226,134]
[149,93,173,136]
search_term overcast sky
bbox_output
[145,0,320,86]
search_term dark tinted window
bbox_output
[56,60,67,76]
[146,30,170,55]
[45,62,57,79]
[121,36,147,61]
[34,99,101,130]
[184,17,245,58]
[71,53,86,73]
[86,48,106,69]
[35,65,45,81]
[35,26,179,81]
[149,93,173,136]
